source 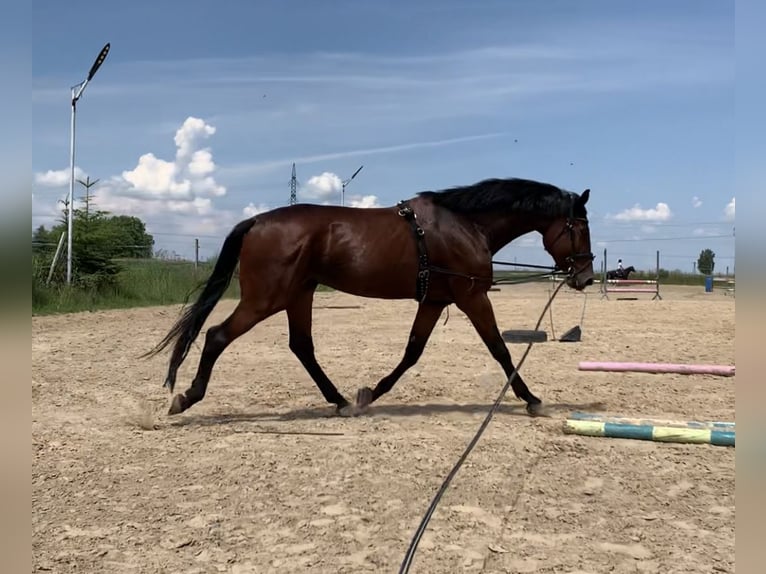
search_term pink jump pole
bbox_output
[578,361,735,377]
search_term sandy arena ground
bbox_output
[33,283,735,573]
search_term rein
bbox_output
[490,259,566,285]
[491,260,559,271]
[398,278,568,573]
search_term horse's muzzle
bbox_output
[567,274,595,291]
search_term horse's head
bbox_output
[542,188,595,290]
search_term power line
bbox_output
[147,231,223,239]
[605,252,736,261]
[597,234,733,242]
[599,220,731,228]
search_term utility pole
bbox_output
[341,165,363,207]
[289,163,297,205]
[67,42,111,284]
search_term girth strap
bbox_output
[397,200,430,302]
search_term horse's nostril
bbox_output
[584,278,594,287]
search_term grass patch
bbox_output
[32,258,338,315]
[32,259,239,315]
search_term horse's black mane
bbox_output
[419,177,585,218]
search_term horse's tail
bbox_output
[142,217,258,391]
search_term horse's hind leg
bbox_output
[168,302,266,415]
[355,301,446,411]
[286,287,351,413]
[455,292,543,415]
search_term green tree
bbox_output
[697,248,715,275]
[103,215,154,258]
[32,225,57,253]
[36,210,154,260]
[33,203,155,289]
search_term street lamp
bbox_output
[66,42,110,284]
[341,165,363,207]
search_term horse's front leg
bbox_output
[455,292,543,415]
[354,301,446,412]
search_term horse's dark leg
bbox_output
[168,303,264,415]
[286,287,351,413]
[355,302,446,411]
[455,292,543,415]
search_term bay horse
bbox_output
[606,265,635,280]
[145,177,595,417]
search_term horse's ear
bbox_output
[579,188,590,205]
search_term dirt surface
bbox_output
[33,283,735,573]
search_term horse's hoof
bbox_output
[168,394,187,416]
[526,401,548,417]
[355,387,374,411]
[336,403,358,417]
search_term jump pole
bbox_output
[568,411,735,429]
[600,249,662,300]
[578,361,735,377]
[563,412,735,447]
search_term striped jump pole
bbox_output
[578,361,735,377]
[712,277,736,297]
[563,411,735,447]
[568,411,735,429]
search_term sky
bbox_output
[32,0,736,274]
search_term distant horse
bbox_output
[606,265,635,280]
[145,178,595,417]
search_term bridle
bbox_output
[547,213,595,278]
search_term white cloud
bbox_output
[724,197,735,221]
[517,235,542,247]
[33,116,227,224]
[77,187,218,218]
[174,117,216,161]
[612,202,672,222]
[34,167,87,187]
[302,172,342,202]
[31,193,61,220]
[120,116,225,200]
[32,117,235,244]
[243,202,271,217]
[300,172,377,207]
[693,227,722,237]
[692,196,702,208]
[188,150,216,177]
[122,153,191,197]
[347,194,381,208]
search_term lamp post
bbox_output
[66,42,110,284]
[341,165,363,207]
